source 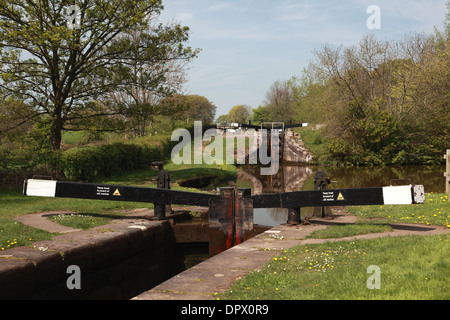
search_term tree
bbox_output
[306,31,446,164]
[227,105,251,124]
[216,114,229,126]
[166,94,217,124]
[263,80,297,122]
[288,74,328,124]
[251,105,272,125]
[107,27,196,137]
[0,0,198,150]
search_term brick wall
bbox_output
[0,220,183,300]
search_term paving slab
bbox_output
[14,211,82,234]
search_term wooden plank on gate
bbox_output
[208,196,234,257]
[234,197,254,245]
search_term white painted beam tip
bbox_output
[24,179,57,198]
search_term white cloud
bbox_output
[174,12,194,22]
[205,3,232,12]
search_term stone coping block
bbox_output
[0,219,175,300]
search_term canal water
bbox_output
[237,164,446,227]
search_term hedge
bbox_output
[60,138,176,181]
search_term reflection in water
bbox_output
[239,164,314,227]
[238,164,446,227]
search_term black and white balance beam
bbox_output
[23,179,425,209]
[23,179,221,207]
[251,185,425,208]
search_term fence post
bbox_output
[287,207,301,225]
[154,164,172,219]
[312,171,333,218]
[445,150,450,202]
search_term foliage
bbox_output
[261,80,297,122]
[292,26,450,165]
[215,114,229,126]
[59,137,176,181]
[227,105,251,124]
[326,108,405,165]
[0,0,198,150]
[164,94,217,124]
[251,105,272,125]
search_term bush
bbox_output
[59,138,175,181]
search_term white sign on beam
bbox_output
[382,185,412,205]
[25,179,57,198]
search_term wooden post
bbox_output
[234,188,254,246]
[208,187,254,257]
[312,171,333,218]
[445,150,450,202]
[155,164,172,219]
[208,188,234,257]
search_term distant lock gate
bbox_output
[23,171,425,257]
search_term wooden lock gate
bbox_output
[23,172,425,257]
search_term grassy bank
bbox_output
[0,186,154,250]
[348,192,450,228]
[220,234,449,300]
[220,193,449,300]
[293,126,328,163]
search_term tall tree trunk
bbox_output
[50,112,63,151]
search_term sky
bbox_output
[159,0,447,118]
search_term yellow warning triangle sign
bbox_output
[337,192,345,200]
[113,189,121,196]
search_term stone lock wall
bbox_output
[0,219,183,300]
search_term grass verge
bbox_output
[306,224,393,239]
[348,192,450,228]
[219,234,449,300]
[219,192,449,300]
[0,218,54,251]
